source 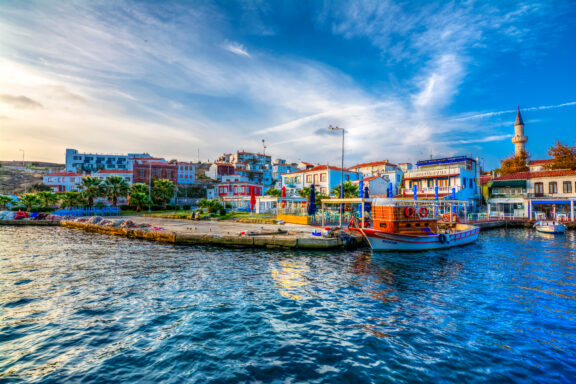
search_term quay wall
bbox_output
[58,221,346,250]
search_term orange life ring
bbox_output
[405,206,415,218]
[442,212,458,222]
[419,207,428,218]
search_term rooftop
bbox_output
[494,169,576,181]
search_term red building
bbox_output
[216,182,263,198]
[132,159,177,184]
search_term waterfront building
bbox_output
[511,107,528,156]
[486,169,576,220]
[348,160,398,178]
[399,156,482,209]
[94,170,133,185]
[528,159,552,172]
[352,176,390,196]
[214,182,264,198]
[281,165,360,196]
[177,162,196,185]
[398,163,414,173]
[221,174,250,182]
[65,148,151,172]
[297,161,316,170]
[272,159,298,185]
[132,158,177,184]
[205,163,235,181]
[43,172,84,192]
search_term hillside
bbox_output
[0,161,64,194]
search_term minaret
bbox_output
[511,106,527,156]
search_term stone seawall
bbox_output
[59,221,348,250]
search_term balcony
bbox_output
[404,168,461,179]
[400,186,454,195]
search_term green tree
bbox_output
[152,179,175,209]
[103,176,130,206]
[36,191,58,207]
[297,187,311,199]
[331,181,359,198]
[59,191,83,208]
[128,192,151,212]
[131,183,149,195]
[266,188,282,197]
[545,141,576,170]
[78,176,104,207]
[0,195,14,209]
[498,150,529,176]
[19,194,40,211]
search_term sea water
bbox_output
[1,226,575,383]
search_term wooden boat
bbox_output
[533,220,566,234]
[347,198,480,251]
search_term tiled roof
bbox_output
[480,174,492,184]
[529,159,552,165]
[45,172,83,177]
[349,161,396,169]
[494,169,576,181]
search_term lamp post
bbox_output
[148,161,152,214]
[328,125,345,227]
[19,149,25,167]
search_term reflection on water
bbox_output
[1,227,576,383]
[271,260,309,300]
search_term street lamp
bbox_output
[328,125,345,227]
[19,149,25,167]
[148,161,152,214]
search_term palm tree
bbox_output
[128,192,150,212]
[152,179,175,209]
[19,194,40,211]
[36,191,58,207]
[331,181,359,198]
[103,176,130,206]
[266,188,282,197]
[60,191,82,208]
[297,187,311,199]
[78,176,103,207]
[0,195,14,209]
[130,183,149,195]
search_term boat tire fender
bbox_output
[439,233,448,244]
[419,207,428,218]
[405,206,415,218]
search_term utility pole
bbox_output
[19,149,25,167]
[262,139,267,155]
[148,161,152,214]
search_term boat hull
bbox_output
[535,226,566,234]
[351,225,480,251]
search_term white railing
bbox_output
[400,186,454,195]
[404,168,461,179]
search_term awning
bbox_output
[488,180,526,188]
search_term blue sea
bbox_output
[1,226,575,383]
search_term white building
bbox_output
[65,148,151,172]
[43,172,84,192]
[353,176,390,196]
[281,165,360,196]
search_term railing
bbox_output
[52,207,121,217]
[404,168,461,179]
[400,186,454,195]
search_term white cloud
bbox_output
[222,41,251,57]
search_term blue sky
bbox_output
[0,0,574,169]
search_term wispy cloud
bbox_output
[0,94,43,109]
[222,41,251,57]
[453,101,576,121]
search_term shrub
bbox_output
[219,208,226,216]
[182,204,191,210]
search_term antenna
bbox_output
[262,139,267,155]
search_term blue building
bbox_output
[65,148,151,172]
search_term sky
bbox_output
[0,0,575,169]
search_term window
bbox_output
[549,182,557,194]
[463,177,467,187]
[306,175,312,183]
[320,174,326,182]
[534,182,544,196]
[563,181,572,194]
[470,179,473,188]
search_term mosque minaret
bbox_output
[511,106,527,156]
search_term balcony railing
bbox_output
[404,168,461,179]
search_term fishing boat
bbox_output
[343,198,480,251]
[533,220,566,234]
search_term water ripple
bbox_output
[1,226,576,383]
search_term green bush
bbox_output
[219,208,226,216]
[30,206,53,213]
[182,204,191,210]
[119,204,130,210]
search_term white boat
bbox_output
[534,220,566,234]
[346,198,480,251]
